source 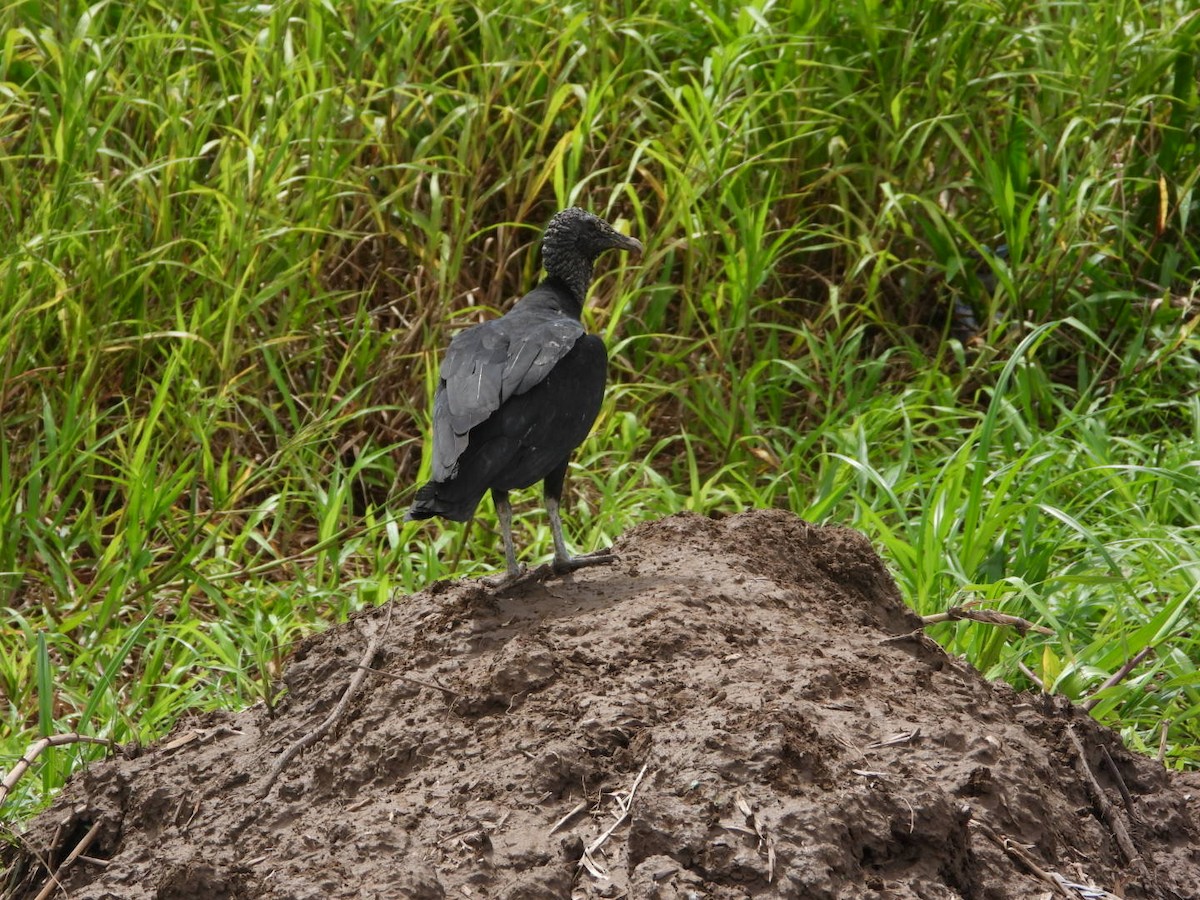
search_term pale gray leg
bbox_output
[546,495,572,564]
[494,489,520,577]
[546,495,614,573]
[481,490,528,588]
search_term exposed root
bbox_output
[256,608,391,800]
[1,734,116,811]
[31,820,103,900]
[1066,724,1149,884]
[921,606,1053,635]
[1080,646,1155,712]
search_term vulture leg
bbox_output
[544,463,613,573]
[482,490,525,588]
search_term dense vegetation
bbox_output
[2,0,1198,822]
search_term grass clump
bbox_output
[2,0,1199,822]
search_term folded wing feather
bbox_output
[432,316,584,481]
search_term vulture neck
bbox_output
[542,255,594,318]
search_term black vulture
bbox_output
[406,208,643,583]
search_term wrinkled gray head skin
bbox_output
[540,207,643,304]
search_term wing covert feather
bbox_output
[430,315,585,480]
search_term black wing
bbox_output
[431,315,584,481]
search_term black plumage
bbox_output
[406,208,642,582]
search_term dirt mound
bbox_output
[5,510,1200,899]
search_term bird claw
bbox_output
[551,547,615,574]
[481,565,528,589]
[482,549,616,593]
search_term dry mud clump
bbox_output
[5,510,1200,899]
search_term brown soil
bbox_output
[5,510,1200,899]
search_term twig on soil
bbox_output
[346,663,460,699]
[1066,725,1149,883]
[1098,746,1138,820]
[0,734,116,810]
[866,728,921,750]
[973,821,1075,899]
[256,608,391,800]
[1018,661,1044,691]
[976,820,1125,899]
[733,791,776,882]
[548,799,588,837]
[32,819,103,900]
[1157,720,1170,765]
[878,629,926,645]
[578,762,649,879]
[1080,647,1154,712]
[921,606,1053,635]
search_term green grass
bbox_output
[2,0,1199,825]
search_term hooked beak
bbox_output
[612,232,644,256]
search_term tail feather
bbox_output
[405,481,480,523]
